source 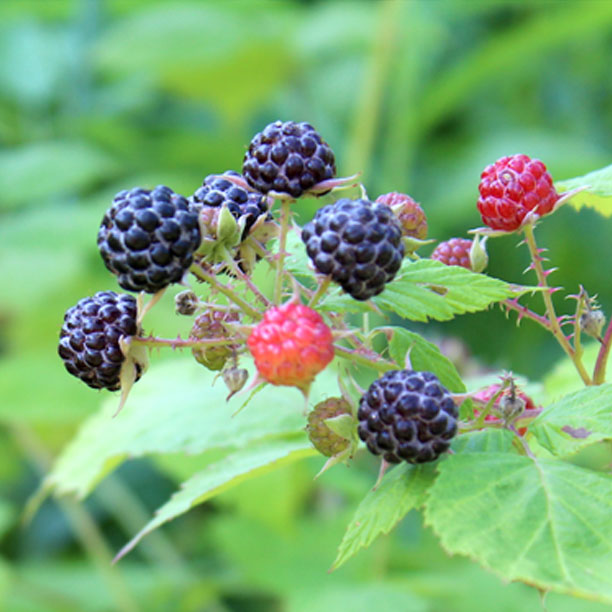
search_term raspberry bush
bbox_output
[40,119,612,605]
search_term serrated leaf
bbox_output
[387,327,465,392]
[530,384,612,457]
[321,260,524,322]
[557,164,612,217]
[332,463,436,570]
[424,453,612,603]
[41,357,338,499]
[115,436,315,561]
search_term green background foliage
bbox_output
[2,1,612,610]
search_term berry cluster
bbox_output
[59,120,563,471]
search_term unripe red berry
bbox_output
[477,154,558,231]
[247,303,334,388]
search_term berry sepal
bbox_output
[114,336,149,417]
[195,202,243,262]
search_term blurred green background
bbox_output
[1,1,612,610]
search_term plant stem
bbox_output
[572,292,586,362]
[190,263,261,320]
[502,298,551,332]
[132,335,239,350]
[593,317,612,384]
[522,224,591,385]
[334,344,395,373]
[274,199,292,304]
[220,246,270,307]
[308,277,331,309]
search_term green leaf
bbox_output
[424,453,612,603]
[557,164,612,217]
[282,227,313,282]
[321,260,524,322]
[114,436,315,561]
[452,429,516,454]
[530,384,612,457]
[289,584,427,612]
[0,141,118,209]
[332,463,436,570]
[543,343,600,402]
[41,357,338,499]
[387,327,465,392]
[95,4,295,118]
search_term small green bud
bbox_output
[469,235,489,273]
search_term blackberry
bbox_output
[98,185,201,293]
[243,120,336,198]
[58,291,142,391]
[190,171,270,239]
[301,198,404,301]
[357,370,458,464]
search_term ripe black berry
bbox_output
[190,171,270,239]
[357,370,458,464]
[98,185,201,293]
[301,198,405,301]
[58,291,142,391]
[243,120,336,198]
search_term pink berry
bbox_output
[431,238,473,270]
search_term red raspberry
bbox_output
[473,383,535,436]
[247,303,334,388]
[431,238,472,269]
[375,192,428,240]
[477,154,558,231]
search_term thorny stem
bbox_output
[522,224,591,386]
[249,233,312,302]
[220,246,270,307]
[190,263,261,320]
[274,199,292,304]
[572,291,586,363]
[308,276,331,309]
[502,298,551,332]
[132,335,239,350]
[334,344,395,373]
[593,317,612,384]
